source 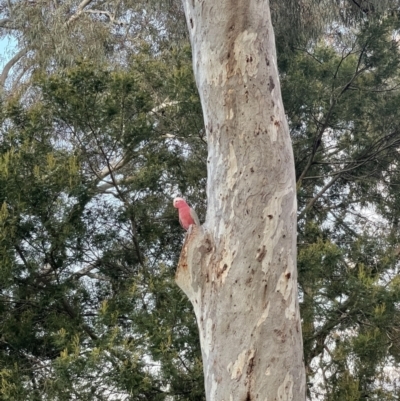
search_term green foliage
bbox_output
[284,15,400,400]
[0,47,206,400]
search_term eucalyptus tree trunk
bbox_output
[175,1,306,400]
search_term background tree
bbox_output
[285,15,400,400]
[0,53,207,400]
[1,0,399,94]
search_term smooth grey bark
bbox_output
[176,1,306,400]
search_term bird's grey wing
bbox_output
[190,208,201,226]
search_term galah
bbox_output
[173,197,200,230]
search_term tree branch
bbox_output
[295,101,336,189]
[0,48,28,89]
[83,9,125,25]
[70,262,101,280]
[150,100,179,114]
[297,129,400,220]
[351,0,374,14]
[296,43,368,190]
[67,0,95,25]
[0,18,11,28]
[298,174,341,221]
[61,297,99,341]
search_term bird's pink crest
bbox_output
[173,197,188,209]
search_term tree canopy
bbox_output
[0,49,206,400]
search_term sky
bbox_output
[0,35,17,70]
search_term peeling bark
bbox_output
[176,1,306,400]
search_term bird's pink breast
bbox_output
[179,206,195,230]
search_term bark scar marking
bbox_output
[245,352,255,401]
[217,263,228,279]
[256,245,266,262]
[274,328,286,343]
[269,76,275,92]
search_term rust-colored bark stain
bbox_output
[175,225,205,288]
[245,353,255,401]
[176,246,188,277]
[226,54,237,78]
[216,263,228,279]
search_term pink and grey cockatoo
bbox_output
[173,197,200,230]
